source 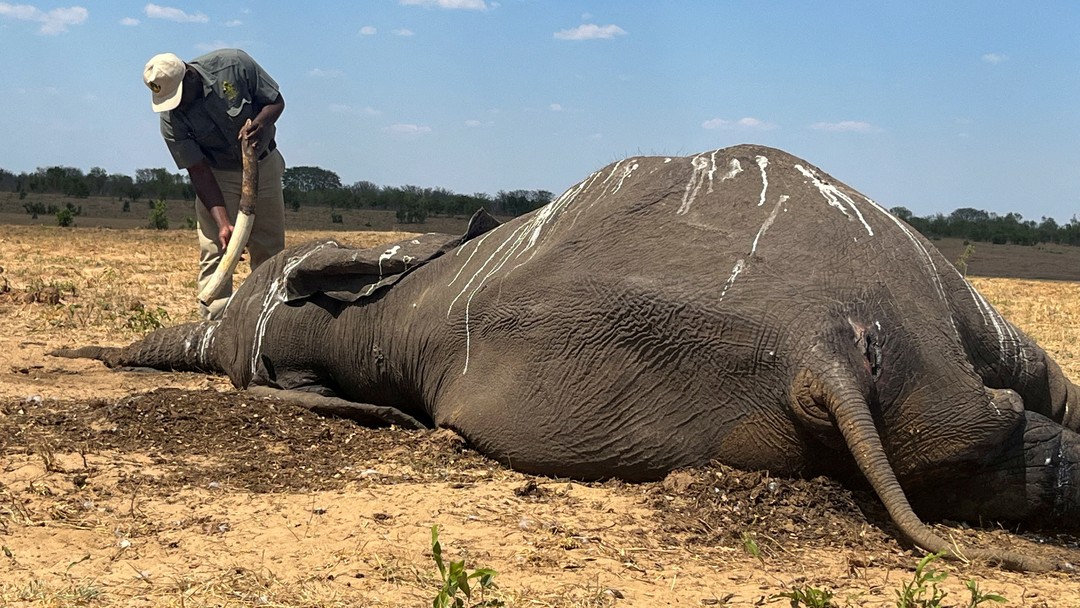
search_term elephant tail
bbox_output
[814,367,1053,572]
[49,321,223,374]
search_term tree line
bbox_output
[889,206,1080,247]
[0,164,553,224]
[3,164,1077,244]
[280,165,553,223]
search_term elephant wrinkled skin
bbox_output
[53,144,1080,571]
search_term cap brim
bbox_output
[151,79,183,112]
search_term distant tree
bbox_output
[889,206,913,222]
[396,199,428,224]
[87,167,108,195]
[284,166,342,192]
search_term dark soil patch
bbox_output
[4,388,1079,575]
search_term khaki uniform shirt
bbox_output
[160,49,280,172]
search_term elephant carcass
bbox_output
[52,145,1080,571]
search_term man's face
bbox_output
[178,68,200,108]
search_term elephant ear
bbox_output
[284,208,501,303]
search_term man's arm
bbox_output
[187,160,234,250]
[238,93,285,143]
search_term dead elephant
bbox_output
[54,144,1080,571]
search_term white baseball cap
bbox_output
[143,53,186,112]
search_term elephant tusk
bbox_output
[197,119,259,306]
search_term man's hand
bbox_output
[238,118,263,143]
[209,205,235,250]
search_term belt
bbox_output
[258,140,277,161]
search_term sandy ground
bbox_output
[1,225,1079,607]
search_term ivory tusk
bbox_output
[197,121,260,306]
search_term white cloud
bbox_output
[119,16,139,26]
[386,123,432,136]
[0,3,88,35]
[982,52,1007,64]
[549,103,563,112]
[400,0,488,9]
[554,23,626,40]
[194,40,239,52]
[223,19,241,27]
[809,120,879,133]
[308,68,344,78]
[330,104,381,116]
[702,117,776,130]
[359,25,376,35]
[144,3,208,23]
[588,133,603,140]
[393,28,414,36]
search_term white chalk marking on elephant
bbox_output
[755,156,769,206]
[565,169,609,229]
[611,161,640,194]
[448,231,496,286]
[250,242,336,379]
[794,165,874,236]
[198,322,217,368]
[448,222,540,373]
[853,193,964,342]
[677,154,714,215]
[447,223,530,317]
[719,259,745,302]
[706,150,722,192]
[679,156,742,216]
[961,280,1013,357]
[379,245,401,277]
[448,180,595,371]
[751,195,788,255]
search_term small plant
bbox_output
[330,211,343,224]
[775,584,835,608]
[127,304,170,333]
[956,241,977,277]
[148,199,169,230]
[893,552,1005,608]
[430,525,501,608]
[964,580,1006,607]
[896,552,949,608]
[741,531,763,563]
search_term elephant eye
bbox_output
[863,331,883,382]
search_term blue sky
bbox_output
[1,1,1078,222]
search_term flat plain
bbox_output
[1,216,1079,607]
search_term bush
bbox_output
[56,207,76,227]
[148,199,169,230]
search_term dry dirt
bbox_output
[1,225,1080,607]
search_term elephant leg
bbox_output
[947,278,1079,430]
[247,386,431,430]
[913,411,1080,530]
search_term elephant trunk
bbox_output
[50,321,221,373]
[819,370,1053,572]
